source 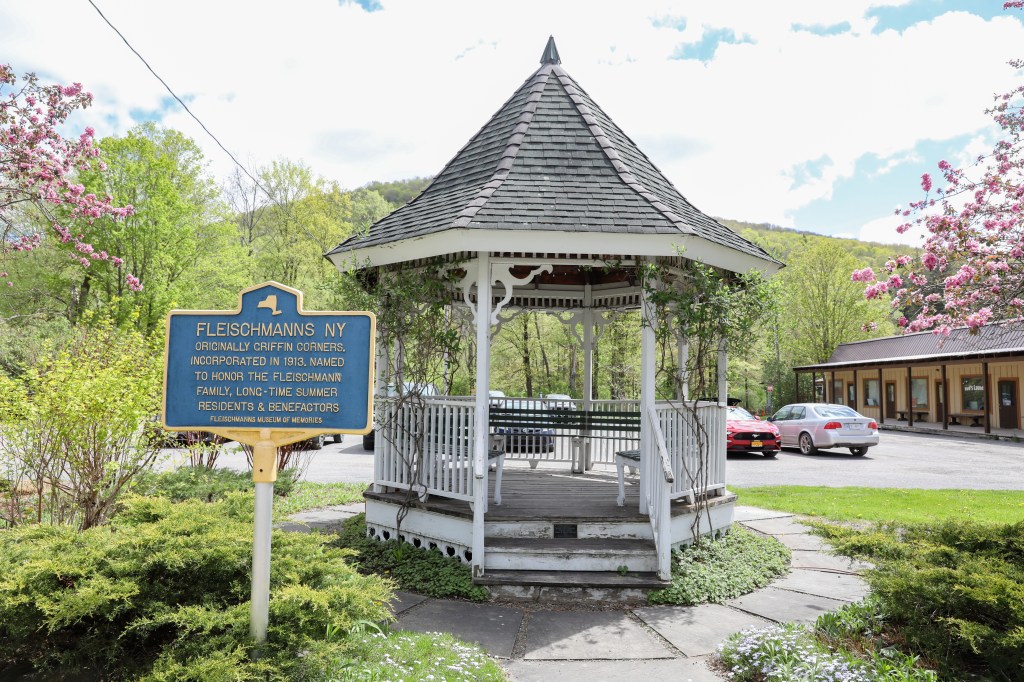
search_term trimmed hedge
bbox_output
[820,519,1024,680]
[0,494,393,680]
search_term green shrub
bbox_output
[0,317,162,529]
[0,494,394,679]
[820,519,1024,680]
[647,526,790,605]
[334,514,489,601]
[137,466,297,502]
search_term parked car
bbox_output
[294,433,338,450]
[769,403,879,456]
[363,382,440,451]
[144,417,225,448]
[495,398,556,453]
[725,405,780,458]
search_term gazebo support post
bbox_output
[471,252,492,578]
[677,335,689,400]
[717,335,728,404]
[371,333,387,492]
[639,273,657,515]
[579,284,594,473]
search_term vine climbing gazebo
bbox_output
[326,38,781,595]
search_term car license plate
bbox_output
[849,423,862,430]
[751,440,762,447]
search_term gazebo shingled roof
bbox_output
[327,37,780,272]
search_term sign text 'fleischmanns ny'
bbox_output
[163,282,375,434]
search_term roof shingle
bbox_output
[328,41,777,267]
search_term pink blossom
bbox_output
[921,173,932,192]
[851,267,876,282]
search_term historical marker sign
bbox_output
[163,281,375,444]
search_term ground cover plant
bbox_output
[719,614,937,682]
[734,486,1024,525]
[720,487,1023,680]
[0,493,395,680]
[334,513,490,601]
[818,520,1024,680]
[647,526,790,605]
[336,630,506,682]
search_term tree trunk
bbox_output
[520,316,533,396]
[534,314,551,393]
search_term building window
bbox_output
[961,376,985,411]
[911,378,928,408]
[862,378,880,406]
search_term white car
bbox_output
[769,403,879,457]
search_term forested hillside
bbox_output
[0,121,906,412]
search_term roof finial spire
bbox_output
[540,36,561,65]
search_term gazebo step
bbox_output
[485,519,653,540]
[484,537,658,572]
[475,569,669,589]
[475,569,669,604]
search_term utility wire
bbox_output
[85,0,326,247]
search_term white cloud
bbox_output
[858,212,926,247]
[1,0,1021,237]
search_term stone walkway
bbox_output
[286,505,870,681]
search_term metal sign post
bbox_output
[161,282,375,644]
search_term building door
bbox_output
[847,383,856,409]
[935,381,945,422]
[998,379,1018,429]
[885,382,897,420]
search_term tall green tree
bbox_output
[777,239,894,365]
[73,123,246,331]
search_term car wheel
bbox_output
[313,435,325,450]
[331,433,343,444]
[362,432,374,451]
[798,432,817,455]
[849,446,868,457]
[763,451,778,459]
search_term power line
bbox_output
[85,0,326,246]
[86,0,265,192]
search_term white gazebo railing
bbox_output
[375,397,725,505]
[656,400,727,502]
[375,397,479,503]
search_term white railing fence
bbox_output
[643,405,674,579]
[375,397,478,503]
[655,400,727,502]
[374,397,727,511]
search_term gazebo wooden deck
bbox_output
[326,38,780,590]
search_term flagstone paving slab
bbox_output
[732,506,793,522]
[523,610,672,660]
[770,569,870,603]
[504,658,726,681]
[740,516,812,535]
[727,586,847,623]
[774,532,827,551]
[633,603,773,657]
[790,550,872,572]
[395,599,524,658]
[388,590,428,615]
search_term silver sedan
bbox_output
[769,403,879,456]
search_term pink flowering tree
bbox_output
[0,65,138,292]
[853,2,1024,335]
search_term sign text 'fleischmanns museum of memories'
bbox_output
[163,282,375,434]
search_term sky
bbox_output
[2,0,1023,247]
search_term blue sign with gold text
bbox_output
[163,282,375,435]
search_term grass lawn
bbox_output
[733,486,1024,525]
[275,480,367,515]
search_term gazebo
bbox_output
[326,38,781,594]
